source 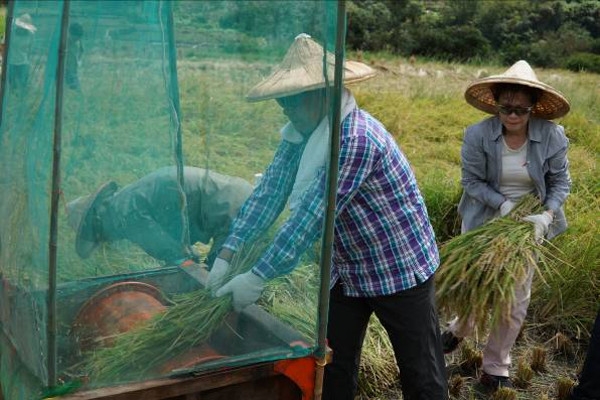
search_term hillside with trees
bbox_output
[173,0,600,72]
[345,0,600,72]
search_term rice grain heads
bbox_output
[435,195,562,332]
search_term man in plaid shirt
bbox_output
[208,34,448,400]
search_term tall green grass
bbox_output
[353,58,598,338]
[2,37,596,395]
[242,57,597,395]
[175,55,600,339]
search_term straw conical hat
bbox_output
[67,181,118,258]
[246,33,377,102]
[15,13,37,33]
[464,60,570,119]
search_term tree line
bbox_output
[346,0,600,72]
[172,0,600,73]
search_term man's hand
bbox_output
[500,200,516,217]
[206,258,230,294]
[522,211,553,242]
[215,271,265,312]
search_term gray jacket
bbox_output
[458,116,571,239]
[100,166,253,265]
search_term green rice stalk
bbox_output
[83,242,264,384]
[262,264,319,342]
[491,387,518,400]
[357,316,399,397]
[556,377,576,400]
[436,195,563,332]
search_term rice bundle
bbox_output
[435,195,557,332]
[262,264,319,342]
[357,316,399,397]
[84,243,263,383]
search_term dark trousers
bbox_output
[322,276,448,400]
[572,306,600,400]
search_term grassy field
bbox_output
[333,55,599,399]
[1,19,597,396]
[150,50,598,398]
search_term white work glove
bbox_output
[522,211,553,242]
[206,257,230,294]
[215,271,265,312]
[500,200,516,217]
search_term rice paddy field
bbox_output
[328,55,599,399]
[186,53,598,399]
[1,11,597,397]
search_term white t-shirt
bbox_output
[499,136,535,201]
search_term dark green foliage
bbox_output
[173,0,600,68]
[564,0,600,38]
[39,380,82,398]
[564,52,600,73]
[217,1,330,47]
[411,25,490,62]
[346,1,394,51]
[174,0,334,53]
[345,0,600,68]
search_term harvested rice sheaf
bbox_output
[86,289,232,382]
[84,243,264,383]
[435,195,561,332]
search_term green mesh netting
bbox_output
[0,0,342,397]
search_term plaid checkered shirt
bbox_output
[223,107,439,296]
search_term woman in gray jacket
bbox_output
[442,60,571,390]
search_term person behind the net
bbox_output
[206,33,448,400]
[66,166,253,269]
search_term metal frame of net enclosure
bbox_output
[0,0,347,398]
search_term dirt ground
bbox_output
[359,324,586,400]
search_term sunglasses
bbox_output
[496,104,533,116]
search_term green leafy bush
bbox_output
[564,52,600,73]
[411,25,490,61]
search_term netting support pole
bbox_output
[163,1,189,247]
[315,1,346,397]
[47,0,72,387]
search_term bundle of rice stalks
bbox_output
[513,359,534,389]
[357,316,399,398]
[490,387,518,400]
[262,263,319,342]
[84,242,263,383]
[530,346,548,373]
[546,332,575,359]
[556,377,576,400]
[457,340,482,375]
[436,195,559,332]
[448,374,465,398]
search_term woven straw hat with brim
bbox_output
[464,60,570,120]
[246,33,377,102]
[15,13,37,33]
[67,181,118,259]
